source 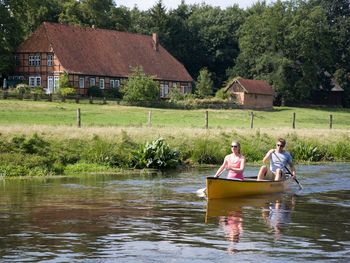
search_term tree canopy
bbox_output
[1,0,349,106]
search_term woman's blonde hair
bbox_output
[231,140,241,154]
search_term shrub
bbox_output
[87,86,102,97]
[168,88,185,101]
[103,88,121,99]
[215,88,229,100]
[16,84,30,95]
[10,134,49,155]
[58,87,76,97]
[121,66,159,103]
[195,68,214,98]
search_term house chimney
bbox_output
[152,33,159,51]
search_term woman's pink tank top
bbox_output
[227,155,244,180]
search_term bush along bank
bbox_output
[1,131,350,177]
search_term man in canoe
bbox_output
[257,138,297,181]
[214,140,245,180]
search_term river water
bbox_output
[0,164,349,262]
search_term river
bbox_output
[0,164,349,262]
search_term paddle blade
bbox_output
[196,187,206,197]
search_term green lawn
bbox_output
[1,99,350,129]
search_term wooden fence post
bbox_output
[2,90,7,99]
[329,114,333,129]
[148,111,152,127]
[250,111,254,129]
[292,112,296,129]
[205,110,209,129]
[77,108,81,128]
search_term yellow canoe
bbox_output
[206,177,290,199]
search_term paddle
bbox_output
[272,151,303,190]
[196,187,206,196]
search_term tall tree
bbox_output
[195,68,214,98]
[8,0,62,36]
[187,4,244,88]
[58,0,85,25]
[80,0,115,28]
[0,1,23,76]
[232,0,332,104]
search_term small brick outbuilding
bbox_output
[225,77,275,109]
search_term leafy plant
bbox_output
[132,138,180,169]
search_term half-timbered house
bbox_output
[10,22,193,97]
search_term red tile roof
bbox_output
[237,78,274,95]
[17,22,193,82]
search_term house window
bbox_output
[181,84,190,94]
[29,54,40,66]
[47,54,53,66]
[160,84,164,97]
[160,84,169,98]
[29,76,41,87]
[79,77,85,88]
[110,79,120,88]
[90,78,96,87]
[99,79,105,89]
[54,76,59,90]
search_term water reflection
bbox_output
[206,194,297,253]
[219,211,243,254]
[262,195,296,240]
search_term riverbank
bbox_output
[1,125,349,177]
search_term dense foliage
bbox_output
[1,0,349,105]
[121,67,159,103]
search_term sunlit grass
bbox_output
[0,99,349,129]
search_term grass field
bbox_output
[0,99,350,129]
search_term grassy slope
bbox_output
[0,99,350,129]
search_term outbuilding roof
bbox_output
[17,22,193,82]
[226,77,275,96]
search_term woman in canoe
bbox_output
[214,140,245,180]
